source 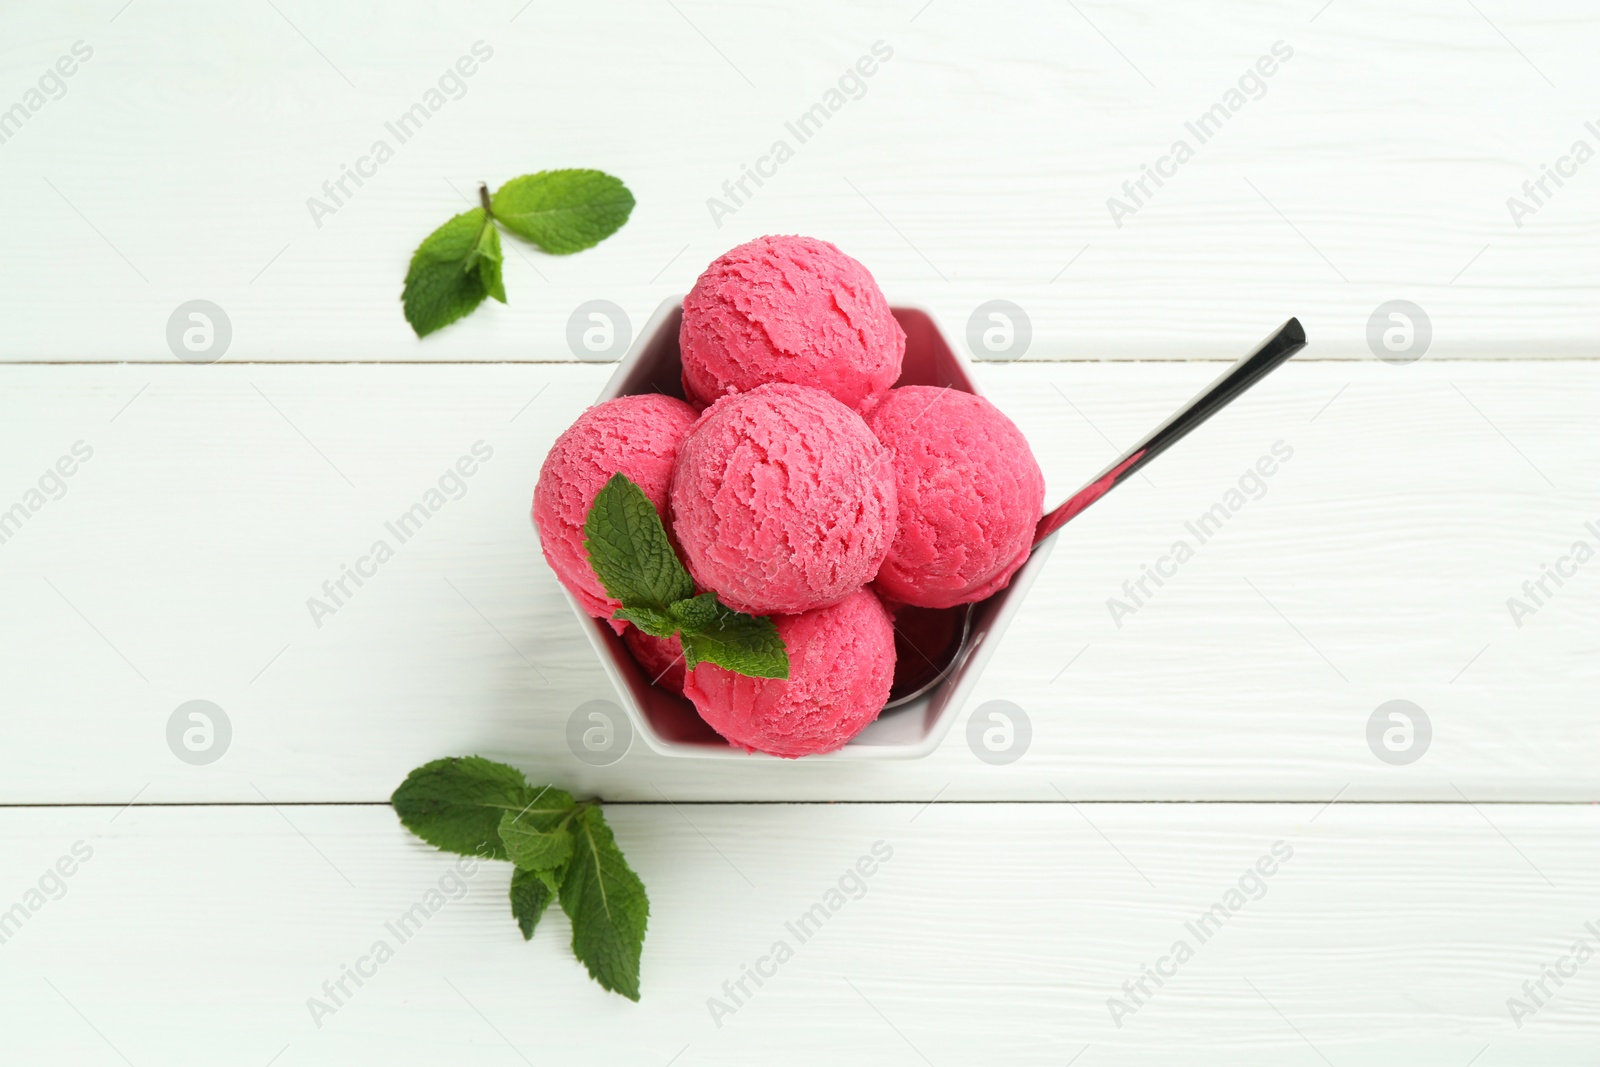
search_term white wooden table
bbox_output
[3,0,1596,1062]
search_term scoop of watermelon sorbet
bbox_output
[684,588,895,757]
[679,235,905,414]
[532,393,699,630]
[622,627,687,696]
[669,383,897,616]
[866,386,1045,609]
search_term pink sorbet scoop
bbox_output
[684,588,895,757]
[670,383,897,616]
[866,386,1045,609]
[532,393,699,629]
[622,627,687,696]
[679,235,905,413]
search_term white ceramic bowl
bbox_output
[563,297,1053,759]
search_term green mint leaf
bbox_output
[584,478,788,682]
[490,170,635,254]
[613,605,679,638]
[469,218,506,304]
[402,209,497,337]
[559,806,649,1001]
[510,865,559,940]
[498,808,576,872]
[584,473,694,611]
[667,592,720,632]
[391,757,572,860]
[680,604,788,680]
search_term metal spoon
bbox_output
[885,317,1308,707]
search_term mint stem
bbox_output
[478,181,492,216]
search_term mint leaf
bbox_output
[466,217,506,304]
[584,474,694,611]
[667,593,720,632]
[585,475,789,682]
[510,866,558,940]
[681,605,788,679]
[491,170,634,254]
[391,757,570,860]
[498,808,575,871]
[560,806,649,1000]
[402,209,500,337]
[401,170,634,338]
[613,605,678,638]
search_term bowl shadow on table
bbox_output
[567,298,1053,760]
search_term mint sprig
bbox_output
[391,757,649,1001]
[402,170,634,338]
[583,473,788,680]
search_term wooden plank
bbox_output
[1,1,1597,360]
[1,360,1592,802]
[0,802,1594,1064]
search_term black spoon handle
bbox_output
[1034,317,1307,545]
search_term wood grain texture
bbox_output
[2,0,1597,361]
[1,360,1592,802]
[0,803,1595,1065]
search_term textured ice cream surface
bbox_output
[684,588,895,757]
[866,386,1046,609]
[532,393,699,629]
[621,627,687,696]
[679,235,905,413]
[670,383,897,616]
